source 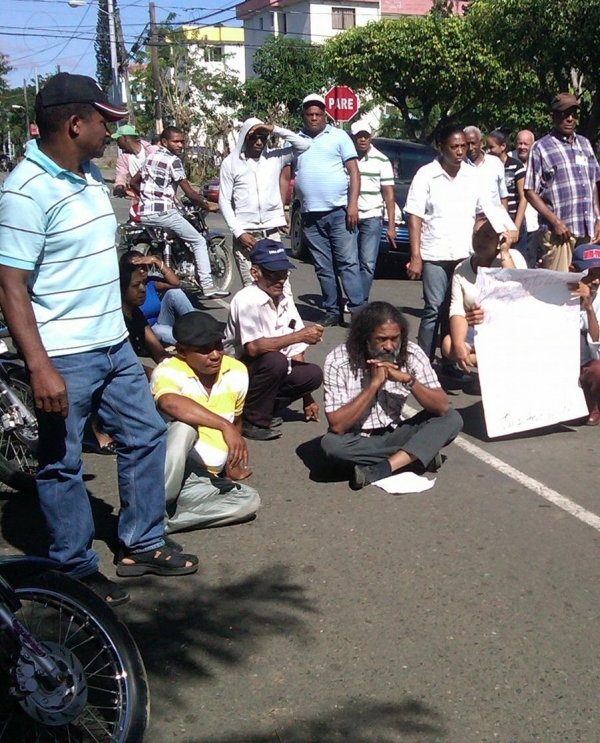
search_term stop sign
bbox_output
[325,85,359,122]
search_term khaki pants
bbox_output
[233,228,281,287]
[540,232,590,272]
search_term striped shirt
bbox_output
[503,155,526,221]
[524,130,600,237]
[294,125,358,212]
[151,355,248,474]
[0,140,127,357]
[323,341,441,432]
[357,145,395,219]
[138,146,186,215]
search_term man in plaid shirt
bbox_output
[525,93,600,272]
[321,302,463,490]
[131,126,228,299]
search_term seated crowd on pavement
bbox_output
[0,71,599,607]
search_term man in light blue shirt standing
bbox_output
[0,73,198,604]
[294,94,365,327]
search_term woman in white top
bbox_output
[442,218,526,372]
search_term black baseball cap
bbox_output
[36,72,128,122]
[173,311,225,347]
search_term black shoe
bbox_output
[426,452,443,473]
[242,421,282,441]
[270,416,283,428]
[350,464,378,491]
[321,313,342,327]
[79,571,130,607]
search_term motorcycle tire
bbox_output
[0,569,149,742]
[0,374,37,495]
[208,235,233,292]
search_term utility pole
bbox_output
[22,80,31,135]
[107,0,121,104]
[149,2,163,135]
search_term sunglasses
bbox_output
[259,267,290,282]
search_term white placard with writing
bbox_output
[474,268,588,438]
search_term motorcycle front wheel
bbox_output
[208,235,233,292]
[0,570,149,742]
[0,374,38,495]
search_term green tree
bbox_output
[95,0,111,90]
[323,14,539,143]
[130,21,242,180]
[240,36,330,130]
[468,0,600,142]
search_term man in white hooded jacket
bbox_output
[219,118,311,286]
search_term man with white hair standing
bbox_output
[511,129,540,266]
[464,125,509,210]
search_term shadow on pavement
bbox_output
[0,489,119,557]
[455,399,579,443]
[295,294,327,323]
[124,564,315,706]
[296,436,350,483]
[179,698,446,742]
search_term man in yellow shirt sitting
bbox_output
[151,311,260,533]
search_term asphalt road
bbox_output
[1,190,600,743]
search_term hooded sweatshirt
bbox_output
[219,118,311,238]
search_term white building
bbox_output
[183,25,246,83]
[236,0,468,80]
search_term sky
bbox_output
[2,0,240,88]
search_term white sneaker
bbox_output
[201,285,230,299]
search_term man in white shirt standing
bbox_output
[224,239,323,440]
[350,121,397,303]
[464,125,509,210]
[219,117,310,287]
[511,129,540,266]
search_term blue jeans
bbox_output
[141,209,212,288]
[357,216,382,302]
[418,260,461,361]
[153,288,194,346]
[36,340,168,577]
[301,207,365,316]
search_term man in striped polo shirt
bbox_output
[0,73,198,604]
[350,121,397,303]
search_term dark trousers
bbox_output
[242,351,323,427]
[321,409,463,469]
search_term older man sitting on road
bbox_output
[224,239,324,440]
[151,311,261,533]
[321,302,463,490]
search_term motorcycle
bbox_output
[0,343,37,495]
[118,204,233,293]
[0,555,149,741]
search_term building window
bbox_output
[332,7,355,30]
[204,46,223,63]
[281,12,287,34]
[259,16,264,30]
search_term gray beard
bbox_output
[367,343,400,364]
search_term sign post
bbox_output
[325,85,360,124]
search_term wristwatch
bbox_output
[405,375,416,390]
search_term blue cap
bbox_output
[572,244,600,271]
[249,239,295,271]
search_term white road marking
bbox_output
[404,404,600,532]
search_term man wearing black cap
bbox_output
[151,311,261,531]
[294,93,365,327]
[525,93,600,272]
[224,239,324,440]
[0,73,198,605]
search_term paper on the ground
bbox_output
[475,267,588,438]
[372,472,436,494]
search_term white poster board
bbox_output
[474,268,588,438]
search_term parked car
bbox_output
[289,137,438,261]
